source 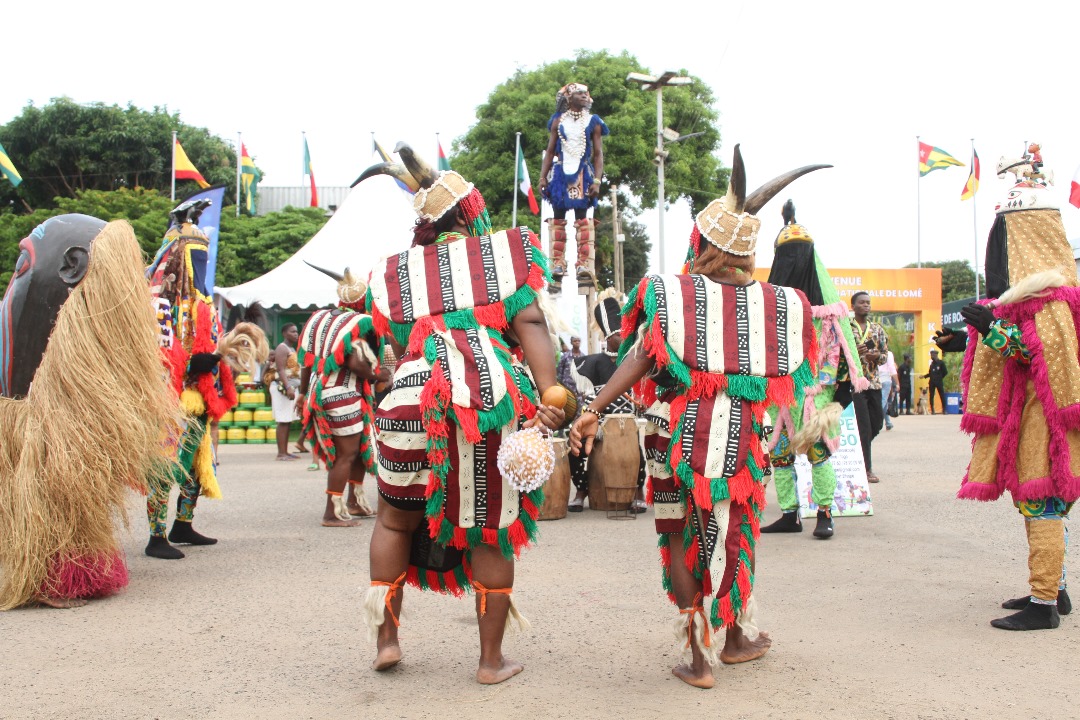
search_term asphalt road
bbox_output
[1,413,1076,719]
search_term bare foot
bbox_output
[373,643,402,671]
[321,517,362,527]
[35,596,89,609]
[720,630,771,664]
[476,657,524,685]
[347,504,375,517]
[672,663,715,689]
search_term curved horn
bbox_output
[350,161,421,191]
[394,142,439,189]
[728,144,747,213]
[744,164,833,216]
[304,260,344,282]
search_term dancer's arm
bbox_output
[569,345,655,456]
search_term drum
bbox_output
[539,438,571,521]
[586,414,641,511]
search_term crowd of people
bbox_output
[0,80,1074,698]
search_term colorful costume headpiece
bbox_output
[305,261,371,312]
[353,142,492,237]
[684,145,831,271]
[767,200,825,307]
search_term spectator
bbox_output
[922,349,948,414]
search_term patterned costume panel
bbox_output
[298,309,380,471]
[369,227,548,594]
[623,274,817,630]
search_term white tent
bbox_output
[215,177,416,309]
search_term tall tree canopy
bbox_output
[450,50,728,230]
[904,259,984,301]
[0,98,252,211]
[0,188,324,290]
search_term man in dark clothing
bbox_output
[566,292,646,513]
[922,350,948,414]
[897,353,914,415]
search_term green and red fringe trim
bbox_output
[367,232,549,593]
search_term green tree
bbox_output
[450,50,727,229]
[904,259,984,302]
[214,206,329,287]
[592,206,652,290]
[0,98,255,212]
[0,189,325,290]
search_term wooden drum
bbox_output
[586,414,640,511]
[538,438,571,521]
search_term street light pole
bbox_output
[627,71,693,274]
[655,87,665,273]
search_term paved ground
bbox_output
[1,413,1076,719]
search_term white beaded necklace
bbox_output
[558,111,591,175]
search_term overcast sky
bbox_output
[7,0,1078,276]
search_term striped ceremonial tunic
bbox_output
[624,274,815,630]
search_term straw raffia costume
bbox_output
[623,149,826,657]
[762,201,867,537]
[958,174,1077,629]
[0,215,179,608]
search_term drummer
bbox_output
[567,289,646,513]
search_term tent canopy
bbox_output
[216,178,416,310]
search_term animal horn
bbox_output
[394,142,439,189]
[350,162,421,191]
[304,260,344,282]
[728,144,747,213]
[744,164,833,216]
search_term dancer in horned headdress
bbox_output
[355,143,565,683]
[571,146,827,687]
[297,265,388,526]
[761,199,867,539]
[956,148,1076,630]
[538,83,609,293]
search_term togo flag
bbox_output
[517,144,539,214]
[0,141,23,187]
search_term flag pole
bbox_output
[512,132,521,229]
[236,132,242,218]
[971,138,979,300]
[301,131,306,202]
[171,130,177,202]
[916,135,921,268]
[436,132,440,164]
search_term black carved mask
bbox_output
[0,214,105,397]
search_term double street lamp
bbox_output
[627,71,693,273]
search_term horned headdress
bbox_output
[353,142,492,238]
[685,145,831,271]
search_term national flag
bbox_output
[240,144,261,215]
[918,141,964,176]
[174,139,210,189]
[303,137,318,207]
[961,148,980,200]
[437,139,451,171]
[373,138,415,196]
[517,143,539,214]
[0,141,22,187]
[1070,164,1080,209]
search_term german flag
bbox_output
[174,139,210,188]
